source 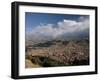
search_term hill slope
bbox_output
[25,40,89,68]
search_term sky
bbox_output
[25,12,89,42]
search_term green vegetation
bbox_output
[32,41,54,47]
[31,56,67,67]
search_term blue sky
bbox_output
[25,12,89,41]
[25,12,89,32]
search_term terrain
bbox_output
[25,39,89,68]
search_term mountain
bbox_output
[25,39,89,68]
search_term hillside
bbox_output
[25,40,89,68]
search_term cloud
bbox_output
[26,16,89,43]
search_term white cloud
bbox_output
[26,16,89,43]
